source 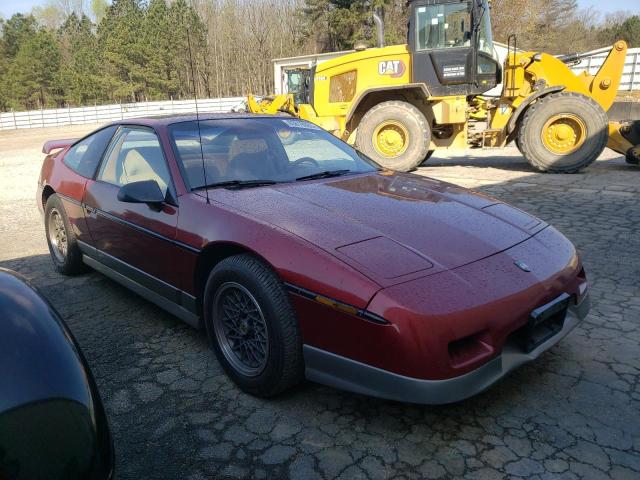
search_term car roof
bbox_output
[107,112,289,128]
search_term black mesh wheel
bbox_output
[203,254,304,397]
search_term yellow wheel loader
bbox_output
[248,0,638,173]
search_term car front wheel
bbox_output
[203,254,304,397]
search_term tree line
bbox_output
[0,0,638,111]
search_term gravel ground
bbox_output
[1,124,639,480]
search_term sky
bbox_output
[579,0,640,14]
[1,0,46,19]
[0,0,639,19]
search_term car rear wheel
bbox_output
[45,194,86,275]
[203,254,304,397]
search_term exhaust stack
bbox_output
[373,9,384,48]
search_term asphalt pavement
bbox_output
[1,126,638,479]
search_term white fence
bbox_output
[569,47,640,92]
[0,97,244,131]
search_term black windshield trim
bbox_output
[195,179,279,191]
[295,169,353,182]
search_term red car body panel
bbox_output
[38,149,90,243]
[37,115,590,403]
[207,173,547,287]
[294,226,583,381]
[366,226,584,379]
[175,192,382,307]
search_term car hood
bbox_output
[210,172,547,286]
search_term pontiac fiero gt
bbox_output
[37,114,590,404]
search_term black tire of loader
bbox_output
[356,101,431,172]
[517,92,608,173]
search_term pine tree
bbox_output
[97,0,146,102]
[600,16,640,48]
[58,13,101,105]
[1,14,38,57]
[5,29,62,109]
[303,0,403,52]
[142,0,173,99]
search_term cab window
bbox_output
[476,0,498,74]
[415,3,471,50]
[97,127,172,198]
[63,126,117,178]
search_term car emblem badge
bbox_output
[514,261,531,272]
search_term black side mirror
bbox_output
[117,180,165,206]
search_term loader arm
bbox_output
[579,41,627,113]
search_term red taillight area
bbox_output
[448,332,495,369]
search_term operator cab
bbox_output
[285,68,312,105]
[408,0,500,96]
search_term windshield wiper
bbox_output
[200,179,278,190]
[295,169,352,181]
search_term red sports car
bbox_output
[37,114,590,404]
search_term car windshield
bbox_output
[168,117,379,189]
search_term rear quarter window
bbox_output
[63,126,117,178]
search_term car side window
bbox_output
[63,126,117,178]
[97,127,171,198]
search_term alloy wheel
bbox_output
[213,282,269,377]
[48,208,68,262]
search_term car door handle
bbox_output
[84,205,97,217]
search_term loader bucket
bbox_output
[246,94,296,116]
[608,121,640,165]
[607,101,640,165]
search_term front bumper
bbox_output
[304,294,590,405]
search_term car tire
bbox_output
[356,101,431,172]
[44,194,86,275]
[518,92,608,173]
[203,254,304,397]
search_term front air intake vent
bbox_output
[448,332,494,369]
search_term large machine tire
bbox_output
[517,92,608,173]
[356,101,430,172]
[514,134,522,153]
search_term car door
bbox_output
[82,126,183,291]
